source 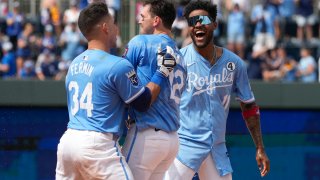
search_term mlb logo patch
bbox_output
[126,70,139,86]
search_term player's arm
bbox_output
[240,101,270,177]
[129,72,163,112]
[129,46,176,112]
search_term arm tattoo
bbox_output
[241,102,265,148]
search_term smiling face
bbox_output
[187,9,216,49]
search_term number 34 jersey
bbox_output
[65,49,145,136]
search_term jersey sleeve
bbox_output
[122,36,146,70]
[233,59,255,103]
[110,59,145,104]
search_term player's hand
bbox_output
[157,45,177,77]
[256,147,270,177]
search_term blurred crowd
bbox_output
[0,0,319,83]
[173,0,320,83]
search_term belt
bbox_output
[126,119,161,131]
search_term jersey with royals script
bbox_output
[66,49,145,136]
[123,34,186,132]
[177,44,255,176]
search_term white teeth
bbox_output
[195,31,205,35]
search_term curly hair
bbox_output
[143,0,176,29]
[184,0,217,21]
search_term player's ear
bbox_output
[213,21,218,29]
[153,16,161,27]
[102,22,109,34]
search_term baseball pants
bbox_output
[164,154,232,180]
[56,129,133,180]
[122,124,179,180]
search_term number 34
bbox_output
[68,81,94,117]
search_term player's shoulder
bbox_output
[222,48,244,63]
[107,54,132,67]
[127,34,152,49]
[180,44,193,55]
[129,34,152,43]
[220,48,247,71]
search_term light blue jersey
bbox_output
[123,34,186,132]
[66,49,145,136]
[177,44,255,176]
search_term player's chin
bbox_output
[193,40,208,49]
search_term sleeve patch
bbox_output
[126,69,139,86]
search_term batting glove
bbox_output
[157,46,177,77]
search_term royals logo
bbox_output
[187,68,234,96]
[126,70,139,86]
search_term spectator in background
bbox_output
[105,0,121,23]
[19,59,36,79]
[225,0,251,15]
[210,0,224,42]
[40,0,52,29]
[295,47,317,82]
[35,49,58,80]
[277,46,297,82]
[54,60,68,81]
[6,1,23,51]
[40,0,61,36]
[279,0,295,18]
[172,0,189,48]
[59,22,86,62]
[0,41,16,78]
[278,0,295,41]
[41,24,56,53]
[49,0,61,36]
[180,27,192,48]
[63,0,80,32]
[79,0,89,10]
[247,47,267,80]
[294,0,316,42]
[16,22,34,78]
[0,0,8,33]
[250,0,279,58]
[260,46,297,82]
[106,0,122,55]
[261,48,282,82]
[318,1,320,39]
[227,3,246,59]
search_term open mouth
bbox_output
[195,31,206,38]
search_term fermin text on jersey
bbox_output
[69,62,94,77]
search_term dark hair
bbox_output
[184,0,217,21]
[78,2,110,37]
[143,0,176,29]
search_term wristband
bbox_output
[242,105,260,119]
[150,71,167,88]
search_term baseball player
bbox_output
[121,0,187,180]
[55,3,176,179]
[165,1,270,179]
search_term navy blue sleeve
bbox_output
[129,87,152,112]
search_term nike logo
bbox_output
[186,62,195,67]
